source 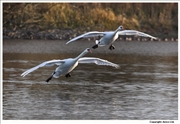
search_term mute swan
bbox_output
[21,48,119,82]
[66,26,157,50]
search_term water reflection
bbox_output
[3,52,178,120]
[3,40,178,120]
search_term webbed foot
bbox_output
[46,72,56,83]
[65,73,71,78]
[92,44,98,49]
[46,76,53,82]
[109,45,115,50]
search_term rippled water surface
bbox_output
[3,40,178,120]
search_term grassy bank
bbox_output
[3,3,178,39]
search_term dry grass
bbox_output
[3,3,178,35]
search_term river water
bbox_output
[3,40,178,120]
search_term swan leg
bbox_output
[92,44,98,49]
[46,72,55,83]
[65,73,71,78]
[109,44,115,50]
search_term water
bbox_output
[3,40,178,120]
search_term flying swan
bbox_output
[66,26,157,50]
[21,48,119,82]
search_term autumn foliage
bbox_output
[3,3,178,36]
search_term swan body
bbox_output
[66,26,157,50]
[21,48,119,82]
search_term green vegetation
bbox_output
[3,3,178,36]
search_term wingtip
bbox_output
[115,65,120,69]
[21,72,27,77]
[21,74,25,77]
[113,64,120,69]
[153,37,158,40]
[21,73,23,76]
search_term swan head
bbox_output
[85,48,92,53]
[118,26,123,30]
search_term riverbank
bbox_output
[3,28,178,42]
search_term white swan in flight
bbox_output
[66,26,157,50]
[21,48,119,82]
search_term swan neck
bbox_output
[112,27,120,38]
[115,27,121,34]
[75,51,87,60]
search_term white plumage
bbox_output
[21,48,119,82]
[79,57,119,68]
[21,60,66,77]
[66,26,157,50]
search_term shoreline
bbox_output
[3,29,178,42]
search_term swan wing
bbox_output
[78,57,119,68]
[118,30,157,40]
[21,60,65,77]
[66,31,105,44]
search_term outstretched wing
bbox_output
[78,57,119,68]
[118,30,157,40]
[21,60,65,77]
[66,31,105,44]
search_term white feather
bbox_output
[21,48,118,81]
[21,60,65,77]
[66,31,105,44]
[79,57,119,68]
[118,30,157,39]
[65,26,157,49]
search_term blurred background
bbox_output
[3,3,178,40]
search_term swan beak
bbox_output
[88,49,92,53]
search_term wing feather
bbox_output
[66,31,105,44]
[118,30,157,40]
[21,60,65,77]
[78,57,119,68]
